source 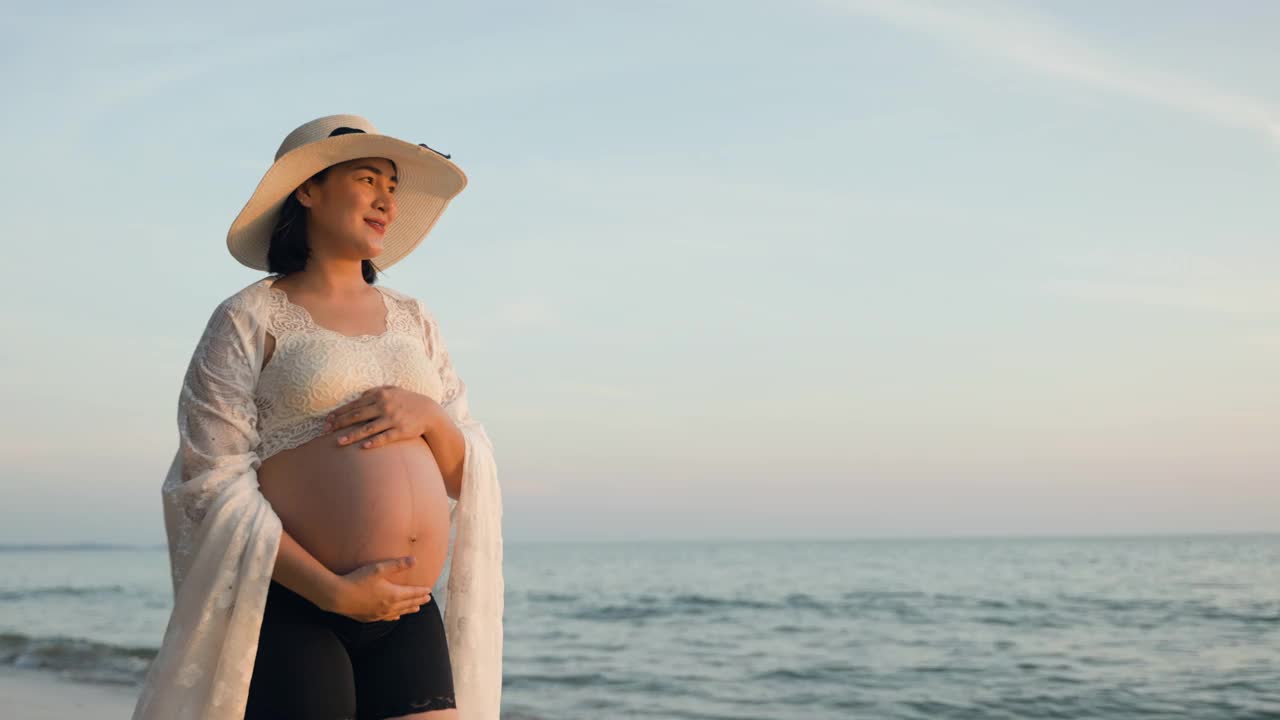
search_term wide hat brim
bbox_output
[227,133,468,272]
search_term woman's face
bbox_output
[296,156,399,260]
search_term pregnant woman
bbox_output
[131,115,504,720]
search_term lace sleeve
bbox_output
[136,290,283,720]
[160,295,265,593]
[416,298,505,720]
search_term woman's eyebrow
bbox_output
[351,164,398,183]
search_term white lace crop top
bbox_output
[254,279,445,462]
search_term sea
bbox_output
[1,534,1277,719]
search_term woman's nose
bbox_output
[375,189,396,217]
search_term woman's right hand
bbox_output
[328,556,434,623]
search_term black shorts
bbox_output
[244,579,456,719]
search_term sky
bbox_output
[1,0,1277,544]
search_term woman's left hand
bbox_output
[323,385,444,449]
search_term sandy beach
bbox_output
[0,668,138,720]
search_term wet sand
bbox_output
[0,667,137,719]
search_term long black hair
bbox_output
[266,165,380,284]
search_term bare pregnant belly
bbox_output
[257,431,451,590]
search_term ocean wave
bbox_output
[0,632,155,686]
[0,585,130,601]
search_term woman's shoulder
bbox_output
[373,282,417,304]
[211,275,277,320]
[374,283,433,319]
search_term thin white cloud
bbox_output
[446,296,558,350]
[55,21,382,145]
[552,381,637,400]
[1043,248,1280,314]
[1044,279,1276,314]
[491,296,560,330]
[1241,333,1280,350]
[817,0,1280,144]
[443,336,477,352]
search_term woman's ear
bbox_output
[294,183,313,208]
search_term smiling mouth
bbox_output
[364,219,386,235]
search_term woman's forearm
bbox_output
[423,413,465,501]
[271,526,343,612]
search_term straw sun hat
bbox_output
[227,114,468,272]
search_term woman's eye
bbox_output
[389,187,397,194]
